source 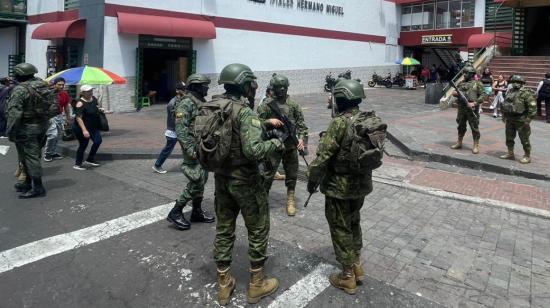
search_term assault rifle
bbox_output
[449,79,479,119]
[266,99,309,162]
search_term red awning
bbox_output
[117,12,216,39]
[467,32,512,49]
[32,19,86,40]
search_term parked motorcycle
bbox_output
[392,73,405,87]
[324,69,361,92]
[368,72,392,88]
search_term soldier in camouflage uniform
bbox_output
[6,63,50,199]
[499,75,537,164]
[257,74,308,216]
[167,74,215,230]
[450,65,486,154]
[307,79,375,295]
[212,64,284,306]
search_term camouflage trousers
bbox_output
[213,174,270,266]
[263,146,298,192]
[505,117,531,153]
[15,124,48,178]
[325,196,365,266]
[456,107,480,140]
[178,162,208,204]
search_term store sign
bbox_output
[422,34,453,45]
[139,36,192,50]
[247,0,344,16]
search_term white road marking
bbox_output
[0,202,186,274]
[0,145,9,155]
[268,262,336,308]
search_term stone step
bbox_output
[494,56,550,60]
[488,68,550,74]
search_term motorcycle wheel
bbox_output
[368,80,376,87]
[385,81,393,88]
[399,81,405,87]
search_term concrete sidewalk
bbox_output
[58,87,550,180]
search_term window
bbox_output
[401,6,412,31]
[461,0,474,27]
[449,0,462,28]
[422,2,435,30]
[436,1,449,29]
[411,5,423,30]
[64,0,79,10]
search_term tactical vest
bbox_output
[227,99,252,168]
[502,89,526,115]
[540,79,550,95]
[20,80,55,123]
[461,81,480,102]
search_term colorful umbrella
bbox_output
[398,57,421,66]
[46,66,126,85]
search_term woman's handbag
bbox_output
[98,112,110,132]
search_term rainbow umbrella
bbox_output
[46,66,126,85]
[398,57,421,66]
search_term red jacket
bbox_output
[57,90,70,114]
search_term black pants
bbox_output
[537,93,550,122]
[72,123,102,165]
[0,112,6,137]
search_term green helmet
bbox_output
[218,63,256,87]
[463,66,476,74]
[510,75,525,84]
[269,74,289,88]
[333,79,366,101]
[187,73,211,85]
[13,63,38,77]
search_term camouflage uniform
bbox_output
[175,93,208,204]
[213,94,283,265]
[502,82,537,161]
[257,95,308,192]
[455,79,485,141]
[308,106,373,266]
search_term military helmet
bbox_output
[13,63,38,77]
[187,73,211,85]
[218,63,256,86]
[510,75,525,84]
[269,74,290,88]
[463,66,476,74]
[333,79,366,101]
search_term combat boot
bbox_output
[329,265,357,295]
[286,190,296,216]
[472,140,480,154]
[166,200,190,230]
[217,267,236,306]
[520,150,531,164]
[352,261,365,284]
[190,198,215,223]
[499,148,515,160]
[14,176,31,192]
[247,266,279,304]
[450,136,463,150]
[19,177,46,199]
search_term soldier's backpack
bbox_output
[333,111,387,174]
[194,97,238,173]
[20,81,59,119]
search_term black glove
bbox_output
[307,181,318,194]
[266,129,288,143]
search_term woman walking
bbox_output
[72,85,103,170]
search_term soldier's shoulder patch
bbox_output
[251,118,262,128]
[176,112,184,118]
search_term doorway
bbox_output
[141,48,191,103]
[525,6,550,56]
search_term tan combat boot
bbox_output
[274,171,286,180]
[329,265,357,294]
[450,136,463,150]
[352,261,365,283]
[217,267,236,306]
[247,267,279,304]
[286,190,296,216]
[520,150,531,164]
[472,140,480,154]
[499,148,515,160]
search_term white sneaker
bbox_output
[73,165,87,171]
[84,160,100,167]
[152,165,167,174]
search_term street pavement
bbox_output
[2,87,550,307]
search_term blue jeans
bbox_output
[73,123,102,165]
[44,114,65,155]
[155,136,177,168]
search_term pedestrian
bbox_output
[307,79,386,295]
[44,77,71,161]
[499,75,537,164]
[450,65,486,154]
[420,66,430,86]
[151,82,185,174]
[0,77,15,138]
[480,67,494,97]
[430,64,437,82]
[6,63,51,198]
[257,73,309,216]
[490,75,507,118]
[208,63,284,306]
[535,72,550,123]
[72,85,104,170]
[165,75,215,230]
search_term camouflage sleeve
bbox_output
[6,86,27,138]
[292,102,309,139]
[240,107,282,161]
[256,100,272,126]
[476,81,486,105]
[175,98,195,157]
[524,91,537,119]
[307,117,346,185]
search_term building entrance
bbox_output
[525,6,550,56]
[405,46,463,82]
